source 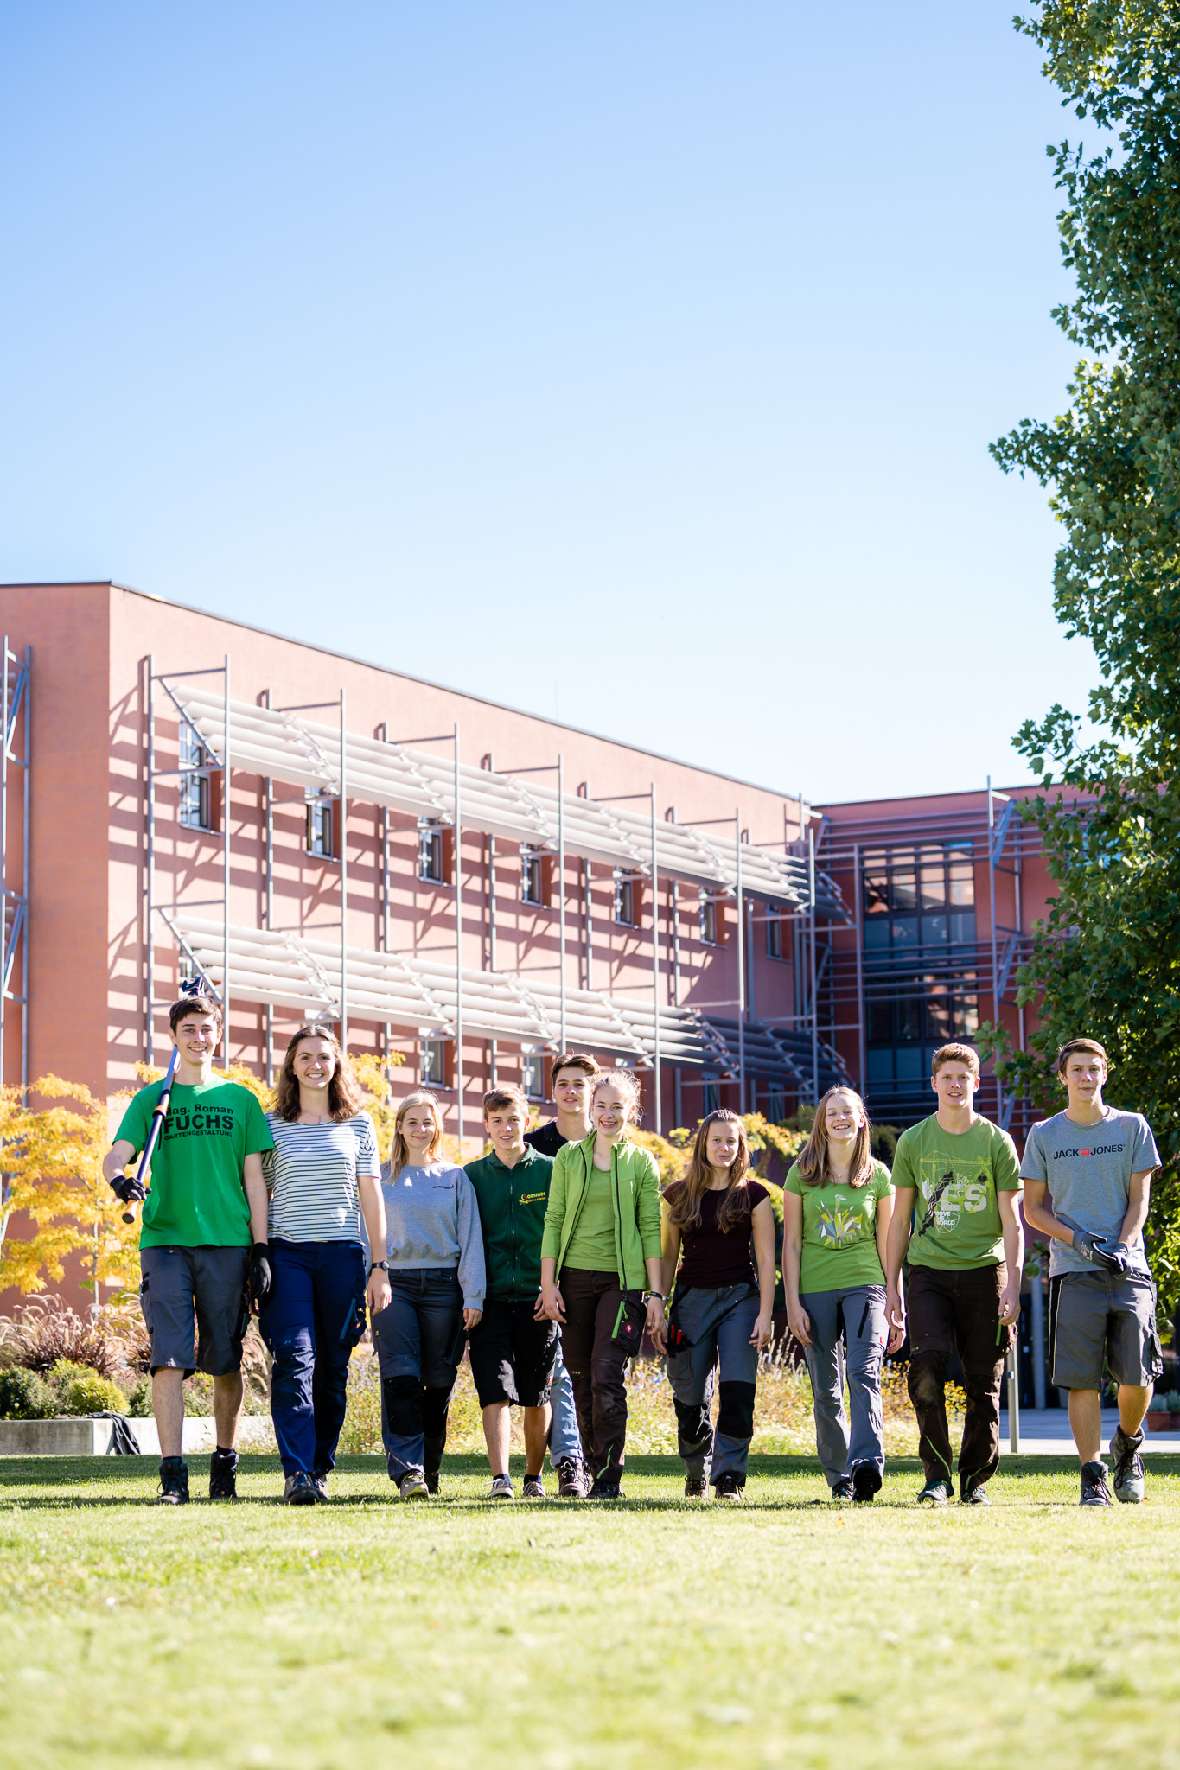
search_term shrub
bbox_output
[46,1359,129,1416]
[126,1377,153,1418]
[0,1365,56,1419]
[0,1297,131,1378]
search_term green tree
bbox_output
[990,3,1180,1306]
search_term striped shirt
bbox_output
[263,1112,379,1243]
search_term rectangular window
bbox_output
[418,819,448,884]
[767,1085,787,1122]
[305,796,337,859]
[521,847,548,907]
[702,1079,721,1114]
[613,870,640,927]
[522,1051,546,1099]
[420,1037,451,1088]
[698,895,719,945]
[765,910,784,960]
[178,720,216,832]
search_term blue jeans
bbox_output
[549,1338,582,1465]
[260,1239,366,1478]
[800,1284,886,1488]
[372,1269,464,1481]
[666,1284,760,1484]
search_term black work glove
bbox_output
[109,1173,146,1206]
[1074,1231,1129,1274]
[249,1242,273,1309]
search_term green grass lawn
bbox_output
[2,1453,1179,1770]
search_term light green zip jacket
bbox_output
[540,1133,662,1289]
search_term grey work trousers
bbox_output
[800,1283,886,1489]
[666,1283,760,1485]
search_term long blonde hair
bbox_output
[389,1090,444,1175]
[665,1109,752,1233]
[796,1086,875,1188]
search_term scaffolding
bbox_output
[1,636,31,1101]
[144,666,847,1133]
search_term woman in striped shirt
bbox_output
[261,1026,391,1505]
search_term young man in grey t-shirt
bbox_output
[1021,1038,1163,1507]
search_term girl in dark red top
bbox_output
[654,1110,775,1500]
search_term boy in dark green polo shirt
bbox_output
[464,1085,557,1499]
[104,993,273,1505]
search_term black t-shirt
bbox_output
[524,1121,569,1158]
[666,1180,769,1292]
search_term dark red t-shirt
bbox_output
[665,1180,769,1291]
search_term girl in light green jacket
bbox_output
[539,1071,663,1499]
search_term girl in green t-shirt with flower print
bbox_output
[784,1086,894,1504]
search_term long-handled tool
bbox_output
[120,1047,180,1225]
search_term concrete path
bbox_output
[1000,1407,1180,1457]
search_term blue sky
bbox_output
[0,2,1099,803]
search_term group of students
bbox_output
[106,992,1164,1510]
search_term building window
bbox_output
[702,1079,721,1114]
[522,1051,546,1099]
[420,1037,451,1088]
[766,1084,787,1122]
[178,720,216,832]
[862,844,975,956]
[418,819,448,884]
[766,910,784,960]
[305,796,337,859]
[698,895,719,945]
[521,847,548,907]
[613,870,640,927]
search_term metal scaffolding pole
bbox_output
[557,753,567,1054]
[339,688,348,1047]
[378,722,392,1063]
[18,646,28,1104]
[453,722,464,1151]
[222,653,231,1046]
[651,783,662,1135]
[261,690,274,1084]
[987,774,1001,1124]
[144,654,155,1065]
[853,840,866,1093]
[807,824,819,1098]
[735,811,745,1114]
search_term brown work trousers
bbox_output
[906,1262,1010,1496]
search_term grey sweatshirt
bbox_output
[381,1160,486,1310]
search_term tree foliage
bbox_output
[991,3,1180,1303]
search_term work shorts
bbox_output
[468,1297,558,1408]
[139,1244,250,1377]
[1049,1269,1163,1391]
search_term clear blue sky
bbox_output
[0,2,1099,804]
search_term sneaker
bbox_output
[283,1471,317,1506]
[917,1478,952,1505]
[522,1474,545,1499]
[713,1473,746,1502]
[208,1448,239,1502]
[961,1484,990,1507]
[488,1473,514,1501]
[157,1457,189,1506]
[1111,1428,1146,1504]
[556,1456,585,1498]
[399,1470,430,1501]
[851,1461,882,1504]
[311,1474,329,1503]
[831,1478,855,1503]
[684,1473,708,1499]
[424,1469,440,1496]
[588,1465,624,1500]
[1080,1460,1113,1507]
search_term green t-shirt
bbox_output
[785,1160,893,1293]
[891,1114,1021,1271]
[563,1165,617,1272]
[115,1078,275,1249]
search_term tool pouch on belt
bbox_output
[610,1289,647,1352]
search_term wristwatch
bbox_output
[645,1290,665,1304]
[368,1260,389,1274]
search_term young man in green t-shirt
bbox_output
[885,1042,1023,1506]
[104,994,274,1505]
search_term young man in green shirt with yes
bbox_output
[885,1042,1023,1506]
[104,993,274,1504]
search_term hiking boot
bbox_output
[713,1473,746,1502]
[208,1448,239,1501]
[311,1474,329,1503]
[831,1478,854,1503]
[851,1461,882,1504]
[684,1473,708,1499]
[556,1456,584,1498]
[588,1465,624,1500]
[917,1478,952,1505]
[283,1471,317,1506]
[522,1474,546,1499]
[488,1473,514,1500]
[399,1470,430,1501]
[424,1468,440,1496]
[961,1484,990,1507]
[157,1457,189,1506]
[1111,1428,1146,1504]
[1080,1460,1112,1507]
